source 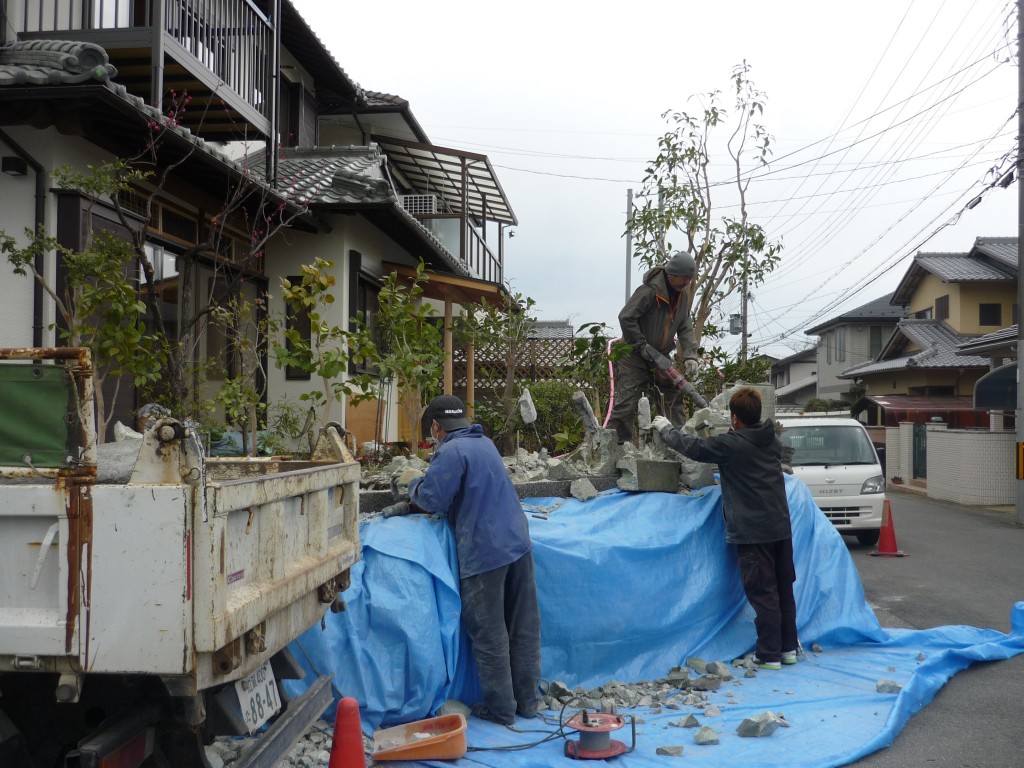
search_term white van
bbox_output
[776,416,885,545]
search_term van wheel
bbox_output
[856,530,880,546]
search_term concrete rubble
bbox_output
[694,725,721,745]
[876,679,903,694]
[736,711,790,738]
[359,383,778,516]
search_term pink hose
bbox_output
[602,336,622,428]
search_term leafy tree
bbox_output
[276,259,444,446]
[627,61,783,353]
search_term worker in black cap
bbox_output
[609,250,700,442]
[382,394,541,725]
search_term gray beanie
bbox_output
[664,250,696,277]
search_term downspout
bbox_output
[0,128,47,347]
[270,0,283,186]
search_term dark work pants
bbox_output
[736,538,798,664]
[608,353,688,443]
[459,551,542,723]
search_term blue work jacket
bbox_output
[408,424,531,578]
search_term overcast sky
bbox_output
[291,0,1018,359]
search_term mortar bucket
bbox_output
[371,713,467,762]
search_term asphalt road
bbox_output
[842,490,1024,768]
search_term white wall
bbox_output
[264,212,422,438]
[0,127,115,348]
[927,428,1015,505]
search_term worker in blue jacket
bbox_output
[383,395,541,725]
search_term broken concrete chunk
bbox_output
[703,705,722,717]
[616,455,681,492]
[569,477,599,501]
[666,665,690,685]
[917,652,926,662]
[694,726,720,745]
[680,713,700,728]
[811,643,823,653]
[545,680,572,700]
[690,675,722,692]
[737,711,787,738]
[685,657,708,674]
[876,679,902,694]
[705,661,733,680]
[656,745,685,756]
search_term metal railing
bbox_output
[463,223,502,284]
[11,0,273,121]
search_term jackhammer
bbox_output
[644,345,709,409]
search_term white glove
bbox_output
[682,359,699,378]
[652,415,673,433]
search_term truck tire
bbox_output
[856,530,881,546]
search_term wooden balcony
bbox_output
[9,0,275,139]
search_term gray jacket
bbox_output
[618,267,697,361]
[660,419,791,544]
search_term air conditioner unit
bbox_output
[401,195,437,215]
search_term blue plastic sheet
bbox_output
[286,475,1024,767]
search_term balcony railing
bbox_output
[416,214,503,285]
[10,0,273,127]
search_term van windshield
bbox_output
[780,425,878,467]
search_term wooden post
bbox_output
[466,341,476,420]
[444,298,453,394]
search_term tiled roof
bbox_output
[837,319,988,378]
[0,39,117,85]
[956,324,1018,357]
[364,90,409,107]
[913,253,1014,282]
[971,236,1018,269]
[776,373,816,397]
[772,346,816,369]
[805,292,905,335]
[529,321,575,340]
[267,146,394,205]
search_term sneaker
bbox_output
[781,650,798,665]
[752,655,782,671]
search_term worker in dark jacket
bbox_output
[610,250,699,443]
[396,395,541,725]
[652,387,798,670]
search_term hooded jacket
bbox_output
[407,423,531,578]
[660,419,791,544]
[618,266,697,361]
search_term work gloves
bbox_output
[682,359,699,377]
[381,501,413,519]
[389,467,425,501]
[639,343,656,362]
[651,415,673,434]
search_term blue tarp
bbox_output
[286,475,1024,767]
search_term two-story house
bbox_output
[804,293,906,403]
[770,346,817,409]
[0,1,515,445]
[840,237,1016,430]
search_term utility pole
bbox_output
[740,257,749,363]
[625,189,633,303]
[1016,0,1023,525]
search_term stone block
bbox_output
[616,456,681,492]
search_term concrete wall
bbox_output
[815,322,894,399]
[926,428,1015,505]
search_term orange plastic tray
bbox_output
[371,713,468,762]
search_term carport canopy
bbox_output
[973,362,1016,410]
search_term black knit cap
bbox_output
[424,395,471,431]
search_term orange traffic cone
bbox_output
[869,499,906,557]
[329,697,366,768]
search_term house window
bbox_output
[979,303,1002,326]
[284,275,311,381]
[835,326,846,363]
[869,326,884,358]
[935,295,949,321]
[348,251,382,375]
[914,307,933,320]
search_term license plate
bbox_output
[235,660,282,734]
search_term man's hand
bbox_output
[682,359,699,377]
[381,501,413,519]
[640,343,656,362]
[651,415,673,433]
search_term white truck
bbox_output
[0,348,361,768]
